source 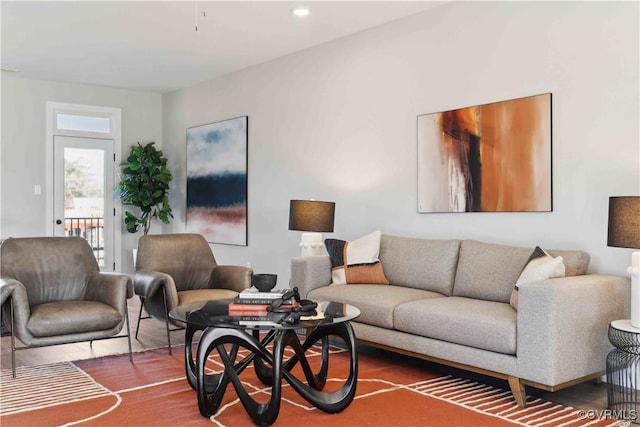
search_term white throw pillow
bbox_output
[510,246,565,310]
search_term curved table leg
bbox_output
[196,327,284,426]
[252,329,278,386]
[186,324,265,392]
[281,322,358,413]
[193,322,358,424]
[184,322,202,390]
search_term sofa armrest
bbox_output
[210,265,252,293]
[517,274,630,386]
[290,256,332,298]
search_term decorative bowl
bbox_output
[252,274,277,292]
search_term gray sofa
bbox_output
[291,234,630,407]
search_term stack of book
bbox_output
[228,288,297,318]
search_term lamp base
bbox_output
[300,232,326,257]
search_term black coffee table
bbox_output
[169,299,360,426]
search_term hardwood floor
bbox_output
[1,297,608,413]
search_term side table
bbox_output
[607,319,640,424]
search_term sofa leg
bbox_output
[508,376,527,407]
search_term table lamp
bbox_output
[608,196,640,327]
[289,199,335,257]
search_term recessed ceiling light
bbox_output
[291,7,310,17]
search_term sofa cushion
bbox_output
[453,240,589,303]
[325,231,389,285]
[510,246,565,310]
[380,235,460,296]
[308,284,444,329]
[394,297,517,355]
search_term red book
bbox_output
[227,302,300,316]
[228,310,269,317]
[228,303,269,312]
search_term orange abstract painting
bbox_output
[417,93,552,212]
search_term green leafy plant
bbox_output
[116,142,173,234]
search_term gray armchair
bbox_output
[133,233,252,354]
[0,237,133,377]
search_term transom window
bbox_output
[55,113,111,134]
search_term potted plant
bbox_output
[116,141,173,235]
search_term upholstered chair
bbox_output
[0,237,133,377]
[133,233,252,354]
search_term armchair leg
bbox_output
[135,288,178,354]
[125,300,133,362]
[10,297,16,379]
[162,287,172,355]
[135,296,146,340]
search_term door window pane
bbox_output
[64,147,105,266]
[57,113,111,133]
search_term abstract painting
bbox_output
[417,93,551,213]
[186,116,247,245]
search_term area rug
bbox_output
[1,345,623,427]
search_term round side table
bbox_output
[607,319,640,424]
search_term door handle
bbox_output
[56,219,62,225]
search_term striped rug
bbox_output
[0,345,625,427]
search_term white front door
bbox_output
[53,135,115,270]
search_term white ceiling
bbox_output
[1,1,443,93]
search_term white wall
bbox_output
[163,1,639,285]
[0,71,162,272]
[1,2,637,282]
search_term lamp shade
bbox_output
[289,200,335,232]
[608,196,640,249]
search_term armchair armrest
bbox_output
[290,256,332,298]
[210,266,252,293]
[133,270,175,300]
[1,277,24,305]
[517,274,630,386]
[1,277,32,341]
[85,272,133,314]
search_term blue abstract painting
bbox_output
[186,116,247,245]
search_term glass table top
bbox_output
[169,299,360,331]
